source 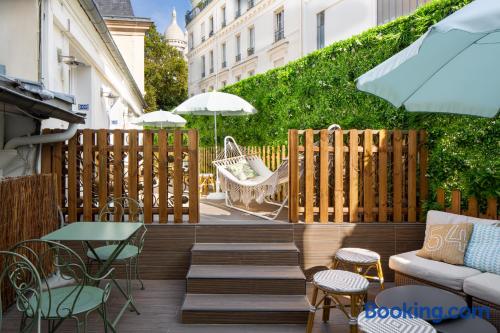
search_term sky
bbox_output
[131,0,192,34]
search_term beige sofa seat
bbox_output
[464,273,500,304]
[389,250,482,290]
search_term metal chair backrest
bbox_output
[9,240,90,320]
[1,251,42,333]
[98,197,147,251]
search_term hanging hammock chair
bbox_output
[212,136,289,220]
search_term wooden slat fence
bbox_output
[435,188,498,220]
[41,129,199,224]
[0,175,59,310]
[288,129,429,223]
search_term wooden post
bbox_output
[113,130,123,221]
[158,130,169,223]
[349,130,359,222]
[41,129,52,174]
[98,129,108,220]
[436,188,445,209]
[467,197,478,217]
[128,130,138,204]
[143,130,153,224]
[304,129,314,223]
[334,130,344,223]
[408,130,417,222]
[486,198,497,219]
[188,129,200,223]
[393,130,403,222]
[288,130,299,223]
[83,129,93,221]
[173,130,183,223]
[378,130,388,222]
[67,132,78,222]
[450,190,461,215]
[319,129,329,223]
[363,130,374,222]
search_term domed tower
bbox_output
[165,8,187,57]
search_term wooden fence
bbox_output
[41,129,199,224]
[0,175,58,310]
[288,129,429,223]
[436,188,498,219]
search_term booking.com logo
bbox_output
[364,302,491,323]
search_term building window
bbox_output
[221,43,227,68]
[235,75,241,82]
[235,0,241,18]
[248,70,255,77]
[235,35,241,61]
[209,16,214,36]
[189,32,194,50]
[221,6,227,27]
[248,0,254,9]
[248,26,255,56]
[201,22,206,42]
[201,55,206,78]
[209,50,214,74]
[222,81,227,87]
[275,9,285,42]
[317,11,325,49]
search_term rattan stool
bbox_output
[307,269,369,333]
[333,248,385,289]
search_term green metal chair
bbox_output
[86,197,147,292]
[9,240,114,333]
[1,251,42,333]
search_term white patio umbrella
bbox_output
[133,110,187,128]
[357,0,500,118]
[173,92,258,199]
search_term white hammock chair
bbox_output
[212,136,289,220]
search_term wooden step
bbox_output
[191,243,299,265]
[181,293,311,324]
[186,265,306,295]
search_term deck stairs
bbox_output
[181,241,311,324]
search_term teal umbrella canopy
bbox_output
[357,0,500,118]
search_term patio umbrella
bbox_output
[173,92,258,199]
[356,0,500,118]
[132,110,187,128]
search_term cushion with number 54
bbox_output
[417,223,473,265]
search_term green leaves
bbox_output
[144,24,188,113]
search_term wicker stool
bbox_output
[358,310,436,333]
[307,270,369,333]
[333,248,385,289]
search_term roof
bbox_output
[0,75,85,124]
[94,0,134,18]
[165,8,186,42]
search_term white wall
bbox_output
[0,0,39,81]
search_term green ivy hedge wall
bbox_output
[186,0,499,202]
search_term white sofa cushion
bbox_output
[464,273,500,305]
[427,210,498,226]
[389,250,482,290]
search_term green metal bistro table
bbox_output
[42,222,143,330]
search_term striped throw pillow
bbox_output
[464,223,500,274]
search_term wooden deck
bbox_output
[2,280,390,333]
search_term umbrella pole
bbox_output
[207,112,226,200]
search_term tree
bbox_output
[144,24,187,112]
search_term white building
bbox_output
[0,0,151,130]
[185,0,431,95]
[165,8,189,57]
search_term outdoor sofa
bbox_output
[389,210,500,329]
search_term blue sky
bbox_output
[131,0,192,33]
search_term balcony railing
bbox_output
[201,71,206,78]
[222,20,226,28]
[247,47,254,56]
[209,31,214,37]
[222,61,227,68]
[235,9,241,18]
[235,54,241,62]
[185,0,214,25]
[201,36,206,42]
[248,0,255,9]
[210,68,214,74]
[274,29,285,42]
